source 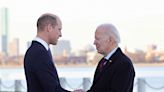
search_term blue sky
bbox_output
[0,0,164,54]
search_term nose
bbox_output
[59,30,62,37]
[59,34,62,37]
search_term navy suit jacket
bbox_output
[24,41,70,92]
[87,48,135,92]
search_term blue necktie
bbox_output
[48,48,53,60]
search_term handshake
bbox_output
[72,89,85,92]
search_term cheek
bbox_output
[49,32,56,40]
[99,41,107,49]
[53,31,57,37]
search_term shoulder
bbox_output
[24,42,51,68]
[24,42,48,61]
[114,50,134,70]
[27,41,47,53]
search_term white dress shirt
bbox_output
[33,37,49,51]
[104,47,118,61]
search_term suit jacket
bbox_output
[24,41,70,92]
[87,48,135,92]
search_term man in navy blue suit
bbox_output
[24,13,71,92]
[87,23,135,92]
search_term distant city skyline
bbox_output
[0,0,164,54]
[1,7,8,55]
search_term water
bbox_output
[0,66,164,92]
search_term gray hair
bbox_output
[97,23,121,44]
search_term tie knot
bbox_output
[99,58,107,70]
[102,58,107,62]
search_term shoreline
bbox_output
[1,63,164,68]
[134,63,164,67]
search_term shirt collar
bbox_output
[33,37,49,51]
[104,47,118,60]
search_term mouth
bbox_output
[96,45,99,49]
[57,37,60,40]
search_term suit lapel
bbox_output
[94,48,122,83]
[94,59,113,82]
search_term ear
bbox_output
[47,24,52,32]
[108,36,115,44]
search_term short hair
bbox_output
[98,23,121,44]
[37,14,57,31]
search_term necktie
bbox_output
[48,48,53,60]
[99,58,107,71]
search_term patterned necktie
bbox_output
[99,58,107,71]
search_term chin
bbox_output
[97,50,103,55]
[51,42,57,45]
[54,43,57,45]
[97,50,101,54]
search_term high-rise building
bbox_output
[9,38,19,57]
[53,40,71,56]
[1,7,9,56]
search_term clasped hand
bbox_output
[72,89,85,92]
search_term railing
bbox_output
[0,77,91,92]
[0,77,164,92]
[137,78,164,92]
[0,79,25,92]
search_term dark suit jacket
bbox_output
[87,48,135,92]
[24,41,70,92]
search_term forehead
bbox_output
[95,28,106,36]
[53,18,62,30]
[95,29,110,41]
[56,18,62,26]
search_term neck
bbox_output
[105,44,118,56]
[36,33,49,46]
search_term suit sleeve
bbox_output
[109,61,135,92]
[33,51,70,92]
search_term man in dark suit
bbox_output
[24,13,71,92]
[87,23,135,92]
